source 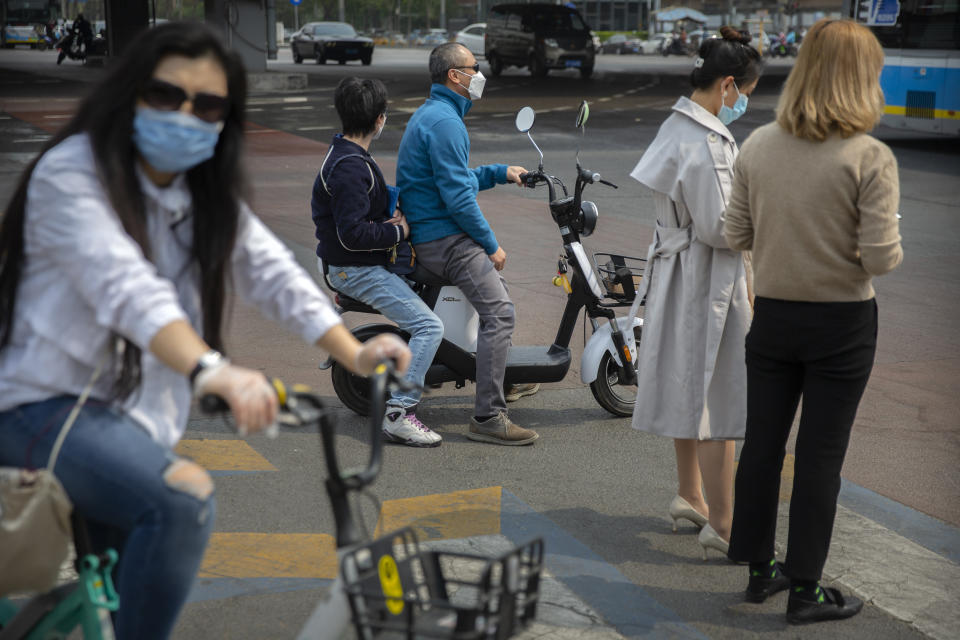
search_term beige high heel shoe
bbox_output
[668,495,708,533]
[698,523,729,560]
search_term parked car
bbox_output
[485,2,595,79]
[290,21,374,65]
[419,32,448,47]
[639,33,667,54]
[455,22,486,56]
[600,34,641,54]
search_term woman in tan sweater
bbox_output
[723,19,902,624]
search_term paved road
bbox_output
[1,46,958,640]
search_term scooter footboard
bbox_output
[503,346,571,385]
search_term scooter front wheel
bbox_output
[331,361,372,416]
[589,350,639,417]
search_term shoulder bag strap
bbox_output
[46,353,107,473]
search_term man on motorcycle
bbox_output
[73,13,92,52]
[397,42,541,446]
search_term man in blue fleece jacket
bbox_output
[397,42,540,446]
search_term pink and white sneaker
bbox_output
[382,409,442,448]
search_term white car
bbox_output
[639,33,667,55]
[455,22,485,57]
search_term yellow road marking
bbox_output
[199,533,337,578]
[374,486,502,541]
[175,439,277,471]
[780,454,795,501]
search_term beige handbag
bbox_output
[0,362,102,596]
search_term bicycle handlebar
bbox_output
[199,361,414,548]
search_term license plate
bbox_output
[565,59,581,68]
[346,48,358,55]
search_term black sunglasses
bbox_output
[141,78,229,124]
[452,63,481,73]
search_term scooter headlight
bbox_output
[578,201,598,237]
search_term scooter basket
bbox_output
[593,253,646,301]
[341,527,544,639]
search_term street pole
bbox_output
[338,0,345,23]
[440,0,446,32]
[266,0,277,60]
[294,5,299,31]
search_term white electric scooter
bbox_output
[322,101,645,416]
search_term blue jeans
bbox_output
[326,263,444,409]
[0,397,215,640]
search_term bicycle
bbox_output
[201,365,544,639]
[0,515,119,640]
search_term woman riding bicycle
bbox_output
[0,22,408,640]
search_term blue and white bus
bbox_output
[1,0,59,48]
[850,0,960,135]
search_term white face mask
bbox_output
[454,68,486,100]
[373,115,386,140]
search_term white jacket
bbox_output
[0,134,342,447]
[629,97,750,440]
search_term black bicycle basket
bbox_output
[341,527,544,639]
[592,252,646,302]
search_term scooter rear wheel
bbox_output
[589,349,639,417]
[331,362,372,416]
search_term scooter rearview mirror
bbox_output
[575,100,589,168]
[516,107,544,171]
[575,100,589,130]
[515,106,536,133]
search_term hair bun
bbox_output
[719,25,751,45]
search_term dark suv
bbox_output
[484,3,595,79]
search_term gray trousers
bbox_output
[413,233,514,416]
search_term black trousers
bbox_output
[728,296,878,581]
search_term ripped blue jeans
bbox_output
[0,396,215,640]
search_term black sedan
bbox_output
[291,22,374,65]
[599,34,640,55]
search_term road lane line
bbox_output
[374,485,501,541]
[199,533,337,578]
[175,439,277,471]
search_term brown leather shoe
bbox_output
[505,383,541,402]
[468,412,539,446]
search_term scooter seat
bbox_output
[408,263,451,287]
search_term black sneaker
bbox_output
[786,585,863,625]
[745,561,790,603]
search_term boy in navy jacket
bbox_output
[313,77,444,447]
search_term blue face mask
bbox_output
[132,106,223,173]
[718,82,748,126]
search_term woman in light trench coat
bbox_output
[629,27,763,558]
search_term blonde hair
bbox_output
[776,19,885,141]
